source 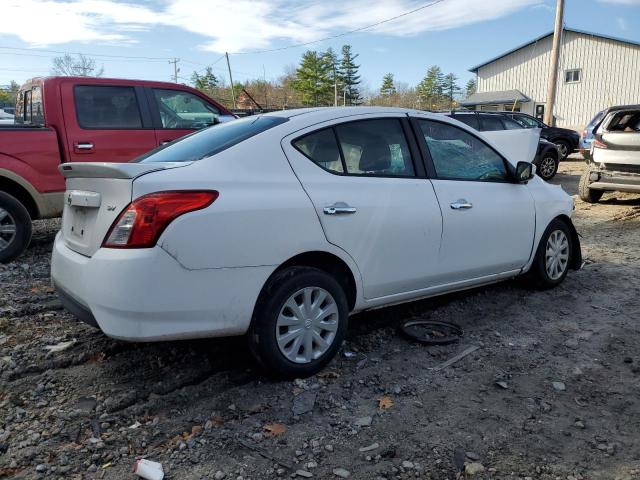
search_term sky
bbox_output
[1,0,639,94]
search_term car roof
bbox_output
[261,106,446,126]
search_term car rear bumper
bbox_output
[588,169,640,193]
[51,233,274,341]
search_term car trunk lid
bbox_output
[59,162,189,257]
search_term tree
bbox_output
[191,67,219,92]
[323,48,341,106]
[340,45,361,106]
[380,73,396,97]
[416,65,444,109]
[51,54,104,77]
[465,78,477,97]
[442,73,461,108]
[292,50,333,106]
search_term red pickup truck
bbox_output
[0,76,235,262]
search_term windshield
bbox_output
[135,115,288,163]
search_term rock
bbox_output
[359,442,379,452]
[574,420,585,429]
[35,464,47,472]
[465,462,485,475]
[552,381,566,392]
[333,468,350,478]
[401,461,414,469]
[295,470,313,478]
[354,416,372,427]
[214,471,226,480]
[325,445,334,452]
[495,381,508,389]
[292,391,316,415]
[466,451,480,461]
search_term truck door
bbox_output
[61,82,157,163]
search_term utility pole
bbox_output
[169,58,180,83]
[225,52,236,109]
[544,0,564,126]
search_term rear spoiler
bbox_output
[59,161,190,179]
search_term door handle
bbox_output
[450,199,473,210]
[74,142,94,150]
[323,203,357,215]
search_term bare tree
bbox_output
[51,54,104,77]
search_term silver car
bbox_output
[579,105,640,203]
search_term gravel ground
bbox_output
[1,158,639,480]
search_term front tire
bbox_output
[248,267,349,378]
[527,219,572,289]
[0,192,32,264]
[536,152,559,181]
[578,169,604,203]
[554,140,570,160]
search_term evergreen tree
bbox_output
[442,73,461,107]
[323,48,341,106]
[380,73,396,97]
[416,65,445,109]
[292,50,333,106]
[340,45,361,106]
[465,78,477,97]
[191,67,219,92]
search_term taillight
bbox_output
[103,191,218,248]
[582,129,587,138]
[593,139,608,149]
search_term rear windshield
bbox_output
[135,115,288,163]
[604,110,640,133]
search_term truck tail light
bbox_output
[103,191,218,248]
[593,139,608,149]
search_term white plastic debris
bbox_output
[43,339,76,353]
[134,459,164,480]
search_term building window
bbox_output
[565,69,581,83]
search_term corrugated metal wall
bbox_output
[476,31,640,129]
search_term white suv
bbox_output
[51,108,581,377]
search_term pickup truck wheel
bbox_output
[0,192,32,264]
[527,219,572,290]
[248,266,348,379]
[536,152,559,181]
[578,169,603,203]
[554,140,570,160]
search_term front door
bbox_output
[282,115,443,300]
[61,82,157,163]
[413,117,535,284]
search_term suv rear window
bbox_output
[136,115,288,163]
[605,111,640,132]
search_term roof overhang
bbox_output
[460,90,530,106]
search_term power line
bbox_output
[232,0,447,55]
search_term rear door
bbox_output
[413,116,535,283]
[61,82,157,163]
[146,88,231,147]
[597,109,640,165]
[282,114,443,300]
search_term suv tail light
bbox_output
[103,191,218,248]
[581,129,587,138]
[593,138,608,149]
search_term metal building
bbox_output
[462,28,640,130]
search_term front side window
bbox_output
[294,119,415,177]
[153,89,220,129]
[75,86,142,129]
[136,115,288,163]
[479,115,505,131]
[451,114,479,130]
[565,69,581,83]
[419,119,508,181]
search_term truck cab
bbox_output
[0,76,235,263]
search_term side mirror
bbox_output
[515,161,535,183]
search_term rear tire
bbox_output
[527,219,572,290]
[578,169,604,203]
[248,267,349,379]
[554,139,571,160]
[0,191,32,264]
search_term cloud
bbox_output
[1,0,543,52]
[598,0,640,4]
[617,17,628,31]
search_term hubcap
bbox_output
[555,142,568,158]
[276,287,339,364]
[540,157,556,178]
[545,230,569,280]
[0,207,17,252]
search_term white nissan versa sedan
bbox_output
[51,107,581,377]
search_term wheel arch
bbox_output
[0,173,39,219]
[554,214,582,270]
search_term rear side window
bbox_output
[153,89,220,129]
[501,117,523,130]
[136,115,288,163]
[293,119,415,177]
[75,86,142,129]
[15,86,45,125]
[450,114,479,130]
[479,115,505,131]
